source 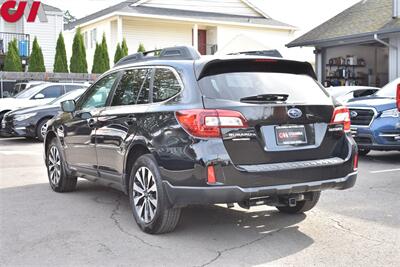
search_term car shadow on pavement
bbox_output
[0,137,41,145]
[1,180,314,266]
[360,151,400,164]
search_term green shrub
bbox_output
[114,43,123,64]
[28,37,46,72]
[4,40,22,72]
[54,32,68,73]
[137,43,146,53]
[70,28,88,73]
[100,33,110,71]
[121,38,128,56]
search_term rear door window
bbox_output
[111,68,151,106]
[152,68,181,103]
[65,85,84,92]
[199,72,330,105]
[37,85,64,98]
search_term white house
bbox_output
[64,0,297,72]
[0,1,64,72]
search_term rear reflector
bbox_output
[330,106,351,133]
[353,153,359,171]
[175,109,248,138]
[396,83,400,112]
[207,165,217,184]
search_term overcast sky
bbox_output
[41,0,360,60]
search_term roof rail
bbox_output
[114,46,201,67]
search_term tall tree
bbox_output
[114,43,123,64]
[92,43,102,74]
[53,32,68,73]
[121,38,128,57]
[28,37,46,72]
[137,43,146,53]
[4,40,22,72]
[100,33,110,72]
[70,28,87,73]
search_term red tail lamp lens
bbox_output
[353,153,359,171]
[207,165,217,184]
[331,106,351,133]
[396,84,400,112]
[175,109,248,138]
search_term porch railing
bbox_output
[0,32,30,57]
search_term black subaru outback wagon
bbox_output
[44,46,358,234]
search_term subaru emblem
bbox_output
[350,111,358,118]
[287,108,302,119]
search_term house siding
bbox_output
[1,12,63,72]
[24,13,64,72]
[216,25,292,54]
[141,0,261,17]
[122,18,193,54]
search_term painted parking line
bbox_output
[0,151,42,156]
[0,137,25,141]
[370,168,400,174]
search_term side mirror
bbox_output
[34,93,45,99]
[61,100,76,113]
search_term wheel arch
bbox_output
[44,131,57,156]
[124,142,152,193]
[36,116,54,131]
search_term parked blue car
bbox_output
[347,78,400,155]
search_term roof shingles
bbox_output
[64,0,294,31]
[287,0,399,47]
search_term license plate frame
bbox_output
[275,125,307,146]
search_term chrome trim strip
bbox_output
[239,157,344,172]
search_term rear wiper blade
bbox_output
[240,94,289,103]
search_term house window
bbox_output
[90,28,97,49]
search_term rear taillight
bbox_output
[353,153,359,171]
[175,109,248,138]
[330,106,351,133]
[396,84,400,112]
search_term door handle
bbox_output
[87,118,97,128]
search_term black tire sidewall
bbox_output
[46,138,67,192]
[128,154,169,233]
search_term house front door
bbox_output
[198,30,207,55]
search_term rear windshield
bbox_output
[199,72,330,104]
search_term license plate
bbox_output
[275,125,307,145]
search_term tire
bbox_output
[129,154,181,234]
[36,118,50,142]
[358,148,370,156]
[277,191,321,214]
[46,138,77,193]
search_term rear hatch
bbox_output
[197,58,348,166]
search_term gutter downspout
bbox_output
[374,33,397,49]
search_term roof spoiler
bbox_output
[196,58,317,80]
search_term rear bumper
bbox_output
[163,172,357,207]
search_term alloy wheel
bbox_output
[40,123,48,139]
[133,167,158,223]
[48,146,61,185]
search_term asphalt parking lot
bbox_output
[0,137,399,267]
